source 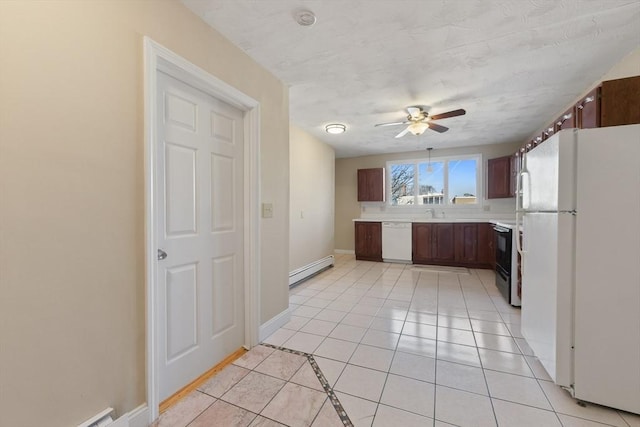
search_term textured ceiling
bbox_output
[182,0,640,158]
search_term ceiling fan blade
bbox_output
[407,107,422,119]
[428,123,449,133]
[395,127,411,138]
[429,108,466,121]
[374,121,409,127]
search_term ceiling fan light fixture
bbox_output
[325,123,346,134]
[408,122,429,135]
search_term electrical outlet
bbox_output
[300,210,304,219]
[483,205,490,211]
[262,203,273,218]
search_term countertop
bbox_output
[353,218,516,225]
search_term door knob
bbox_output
[157,249,168,260]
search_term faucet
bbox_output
[425,208,435,218]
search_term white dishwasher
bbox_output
[382,222,412,262]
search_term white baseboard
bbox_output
[334,249,355,254]
[259,308,291,342]
[288,255,334,286]
[128,405,149,427]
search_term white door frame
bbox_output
[143,37,261,422]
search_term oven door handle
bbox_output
[493,226,510,233]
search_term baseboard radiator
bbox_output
[289,255,334,287]
[78,408,121,427]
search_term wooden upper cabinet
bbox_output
[519,76,639,156]
[357,168,385,202]
[487,156,512,199]
[576,86,601,129]
[601,76,640,127]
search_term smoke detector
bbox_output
[294,10,316,26]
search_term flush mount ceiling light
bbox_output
[294,9,317,26]
[325,123,346,134]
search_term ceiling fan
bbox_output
[374,106,466,138]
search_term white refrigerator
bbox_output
[517,124,640,414]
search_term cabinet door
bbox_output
[412,223,433,263]
[355,222,369,258]
[368,222,382,260]
[357,170,369,201]
[576,87,600,129]
[487,156,512,199]
[355,222,382,261]
[454,223,478,263]
[357,168,384,202]
[601,76,640,127]
[476,223,494,268]
[433,223,455,262]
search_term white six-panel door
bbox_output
[156,71,244,401]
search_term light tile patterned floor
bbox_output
[155,254,640,427]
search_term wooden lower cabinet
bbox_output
[412,223,455,264]
[455,223,478,263]
[354,221,382,261]
[412,223,434,262]
[475,223,496,269]
[413,222,493,268]
[433,223,456,262]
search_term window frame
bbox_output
[385,153,483,208]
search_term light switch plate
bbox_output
[262,203,273,218]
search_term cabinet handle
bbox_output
[577,96,595,110]
[556,113,572,126]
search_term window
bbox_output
[387,154,481,206]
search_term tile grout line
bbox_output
[474,268,568,426]
[458,269,500,427]
[368,262,408,426]
[352,260,629,425]
[426,269,440,427]
[261,343,354,427]
[427,269,440,427]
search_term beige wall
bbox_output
[335,142,521,251]
[289,126,335,271]
[602,46,640,81]
[0,1,289,426]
